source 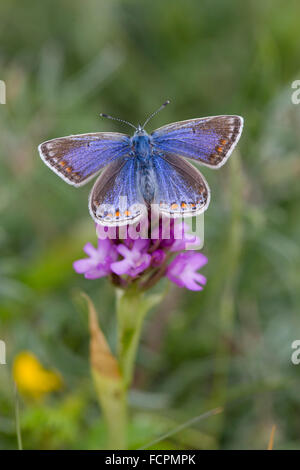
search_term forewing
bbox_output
[38,132,131,186]
[89,156,146,226]
[152,153,210,217]
[152,115,243,168]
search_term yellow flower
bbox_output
[13,351,63,399]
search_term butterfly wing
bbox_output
[89,156,146,226]
[151,115,243,168]
[38,132,131,187]
[152,152,210,217]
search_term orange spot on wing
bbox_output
[125,210,131,216]
[59,160,67,166]
[171,203,178,210]
[220,139,227,145]
[115,210,120,217]
[181,202,187,208]
[66,167,72,173]
[216,146,223,153]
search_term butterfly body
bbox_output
[131,128,156,204]
[39,109,244,226]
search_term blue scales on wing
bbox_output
[38,132,131,186]
[151,115,243,168]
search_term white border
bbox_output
[88,186,146,227]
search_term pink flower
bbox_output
[74,213,208,291]
[166,252,207,291]
[111,239,151,277]
[151,249,166,267]
[73,239,118,279]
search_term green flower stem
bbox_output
[106,286,163,449]
[85,291,127,449]
[88,285,164,449]
[116,286,162,389]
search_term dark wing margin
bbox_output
[38,132,131,187]
[151,115,243,168]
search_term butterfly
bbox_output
[38,101,243,226]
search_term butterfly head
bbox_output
[135,124,147,135]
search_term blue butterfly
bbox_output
[38,101,243,226]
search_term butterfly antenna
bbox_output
[99,113,137,131]
[142,100,170,129]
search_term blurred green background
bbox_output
[1,0,300,450]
